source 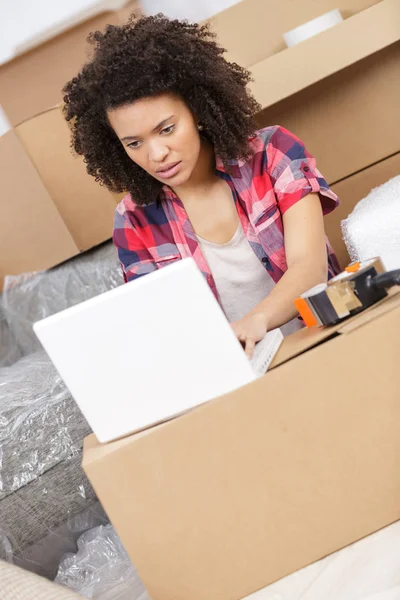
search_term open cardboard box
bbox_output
[0,105,122,290]
[207,0,400,185]
[209,0,381,67]
[252,1,400,185]
[83,288,400,600]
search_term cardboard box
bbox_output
[0,2,140,127]
[327,153,400,269]
[83,290,400,600]
[210,0,400,185]
[252,5,400,184]
[209,0,381,67]
[0,105,121,288]
[248,0,400,111]
[254,42,400,186]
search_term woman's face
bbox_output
[107,93,202,188]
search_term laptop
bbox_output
[34,258,283,443]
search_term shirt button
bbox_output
[303,165,310,172]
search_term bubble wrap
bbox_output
[2,243,123,357]
[56,524,149,600]
[341,175,400,270]
[0,351,91,498]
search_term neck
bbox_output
[171,137,219,201]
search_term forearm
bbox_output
[250,259,327,329]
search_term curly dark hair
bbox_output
[63,14,261,206]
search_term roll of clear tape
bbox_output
[283,9,343,48]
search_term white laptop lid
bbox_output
[34,258,256,443]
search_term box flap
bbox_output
[83,421,169,465]
[250,0,400,110]
[208,0,380,68]
[271,288,400,367]
[338,289,400,334]
[270,323,341,368]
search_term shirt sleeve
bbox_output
[268,126,339,216]
[113,206,157,283]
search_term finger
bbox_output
[245,338,256,359]
[234,331,246,349]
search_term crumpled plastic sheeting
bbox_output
[341,175,400,271]
[10,502,108,581]
[0,350,90,498]
[0,454,98,569]
[0,299,21,368]
[56,524,149,600]
[2,242,123,357]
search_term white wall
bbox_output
[0,0,241,66]
[0,0,129,65]
[140,0,240,21]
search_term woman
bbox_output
[63,15,340,357]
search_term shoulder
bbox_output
[115,193,140,220]
[114,193,161,229]
[247,125,300,153]
[244,126,309,179]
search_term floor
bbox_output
[245,521,400,600]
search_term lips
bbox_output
[155,161,182,179]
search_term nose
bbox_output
[148,139,169,164]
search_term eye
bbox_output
[127,140,141,149]
[160,124,175,135]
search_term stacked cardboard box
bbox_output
[0,3,139,290]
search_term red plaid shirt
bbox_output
[113,126,340,300]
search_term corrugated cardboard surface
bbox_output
[209,0,380,67]
[270,289,400,368]
[255,42,400,185]
[16,106,119,251]
[0,130,78,284]
[327,153,400,269]
[0,105,122,286]
[83,293,400,600]
[0,2,139,126]
[249,0,400,111]
[211,0,400,212]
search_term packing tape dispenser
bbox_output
[295,258,400,327]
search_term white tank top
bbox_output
[197,224,303,336]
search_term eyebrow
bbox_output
[120,115,175,142]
